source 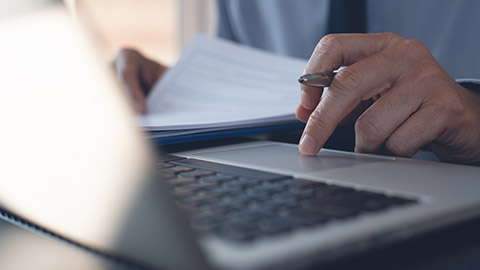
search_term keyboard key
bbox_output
[289,209,329,226]
[288,187,315,198]
[171,158,286,181]
[243,202,278,215]
[320,192,368,208]
[171,187,195,198]
[226,210,267,224]
[296,178,328,188]
[158,162,175,169]
[237,176,263,184]
[225,194,266,206]
[157,157,419,242]
[222,179,258,190]
[176,194,219,208]
[260,181,290,193]
[216,173,238,179]
[243,188,271,199]
[302,199,360,219]
[200,174,236,184]
[157,172,177,181]
[245,184,278,195]
[196,187,239,198]
[199,203,232,215]
[276,206,292,217]
[271,194,299,208]
[160,165,195,174]
[167,177,197,186]
[314,185,354,199]
[245,199,264,211]
[157,154,186,162]
[180,182,218,192]
[178,169,215,179]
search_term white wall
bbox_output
[177,0,215,49]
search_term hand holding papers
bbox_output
[141,35,308,143]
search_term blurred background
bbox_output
[73,0,216,65]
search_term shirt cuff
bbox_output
[456,78,480,93]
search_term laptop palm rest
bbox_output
[180,142,459,195]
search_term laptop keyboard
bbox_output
[158,155,418,242]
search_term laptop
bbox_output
[0,215,117,270]
[2,1,480,270]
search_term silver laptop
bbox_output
[2,2,480,270]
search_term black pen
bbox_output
[298,71,337,87]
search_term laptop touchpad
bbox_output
[190,143,394,175]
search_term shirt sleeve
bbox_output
[456,78,480,93]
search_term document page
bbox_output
[141,34,308,131]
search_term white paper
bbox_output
[140,34,307,131]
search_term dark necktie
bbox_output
[328,0,367,34]
[323,0,366,152]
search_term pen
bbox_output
[298,71,337,87]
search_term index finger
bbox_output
[299,33,400,111]
[298,34,405,156]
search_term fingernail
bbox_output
[301,91,315,110]
[299,134,317,155]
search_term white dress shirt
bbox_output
[217,0,480,81]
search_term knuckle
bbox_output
[385,137,412,157]
[430,105,449,126]
[384,32,402,40]
[355,114,383,139]
[314,34,342,57]
[398,39,434,66]
[117,48,140,58]
[382,32,404,46]
[416,65,445,83]
[434,102,452,121]
[320,34,342,47]
[115,48,141,66]
[307,108,333,133]
[432,94,464,124]
[445,95,464,116]
[330,67,362,96]
[399,39,428,54]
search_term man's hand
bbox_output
[113,48,167,114]
[296,33,480,165]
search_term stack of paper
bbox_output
[140,34,308,144]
